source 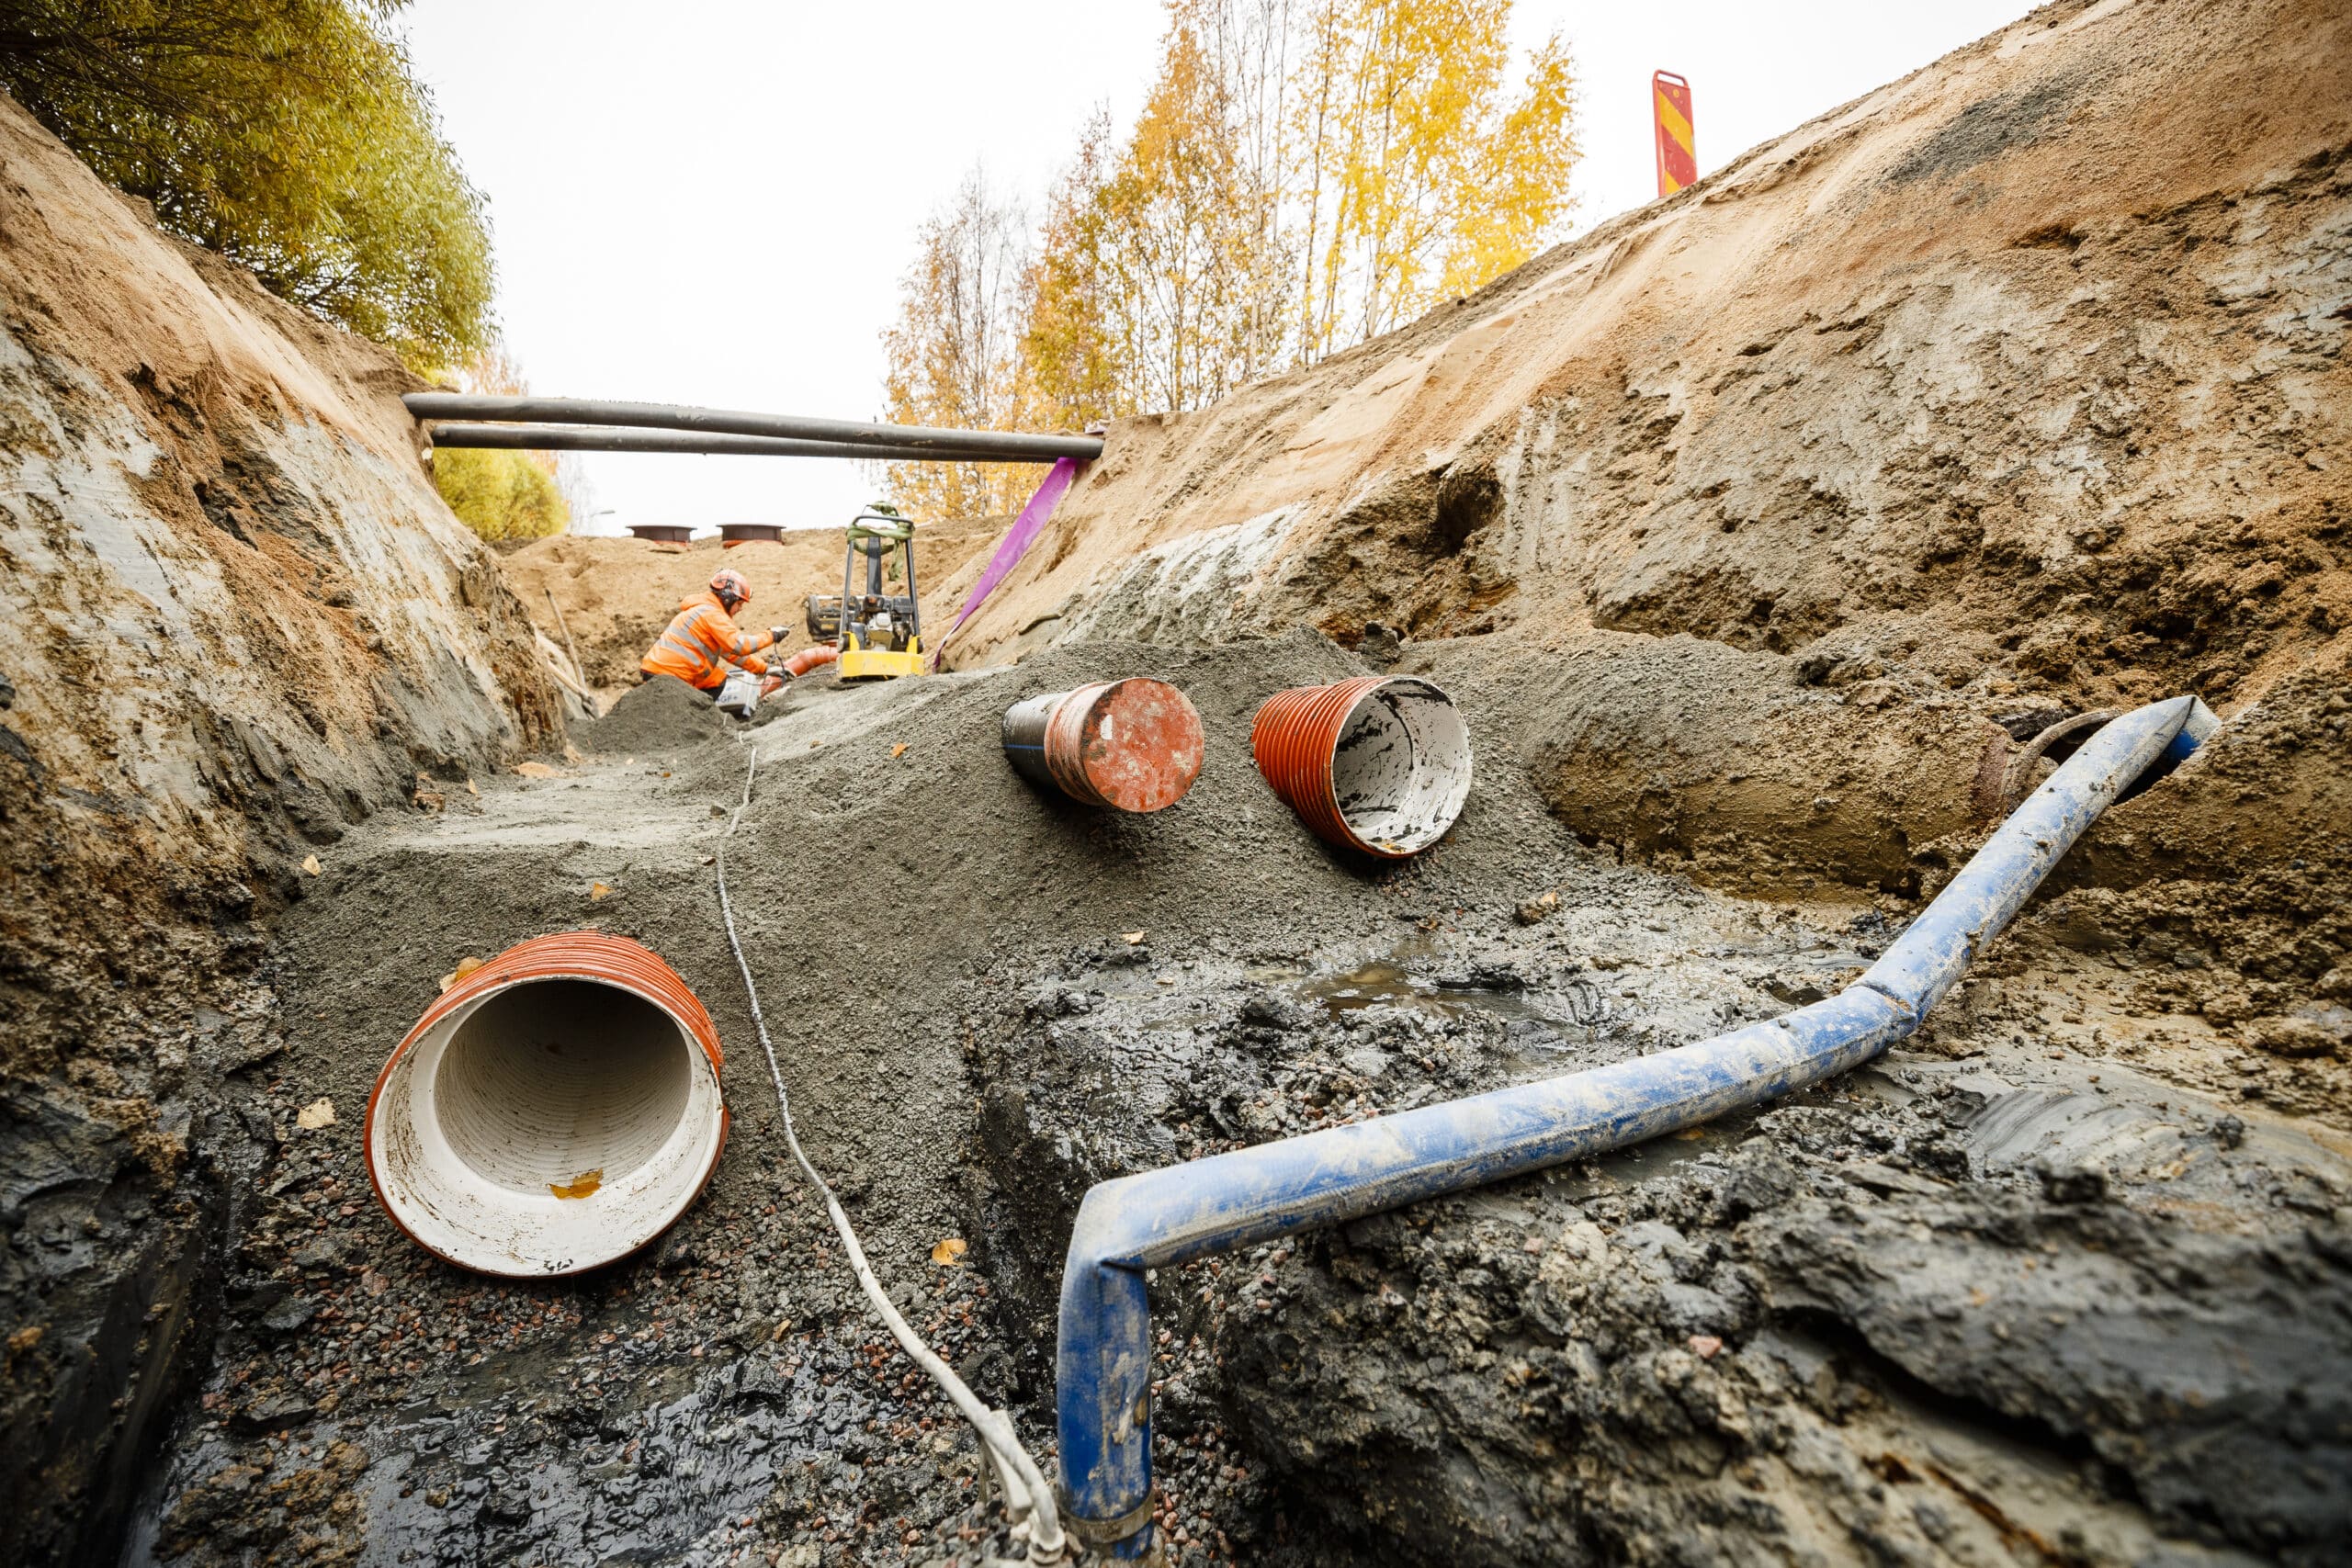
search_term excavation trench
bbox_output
[124,638,2352,1568]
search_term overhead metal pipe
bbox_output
[403,393,1104,461]
[1053,694,2218,1557]
[424,423,1066,465]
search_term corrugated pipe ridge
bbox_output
[366,932,729,1278]
[1252,676,1472,857]
[1056,694,2216,1555]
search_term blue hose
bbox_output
[1053,694,2210,1555]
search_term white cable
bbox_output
[717,729,1068,1563]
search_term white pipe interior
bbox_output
[435,982,692,1191]
[370,976,724,1276]
[1329,680,1474,854]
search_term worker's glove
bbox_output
[768,626,789,645]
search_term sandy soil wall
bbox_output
[0,89,558,1564]
[936,0,2349,908]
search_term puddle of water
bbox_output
[1279,961,1617,1068]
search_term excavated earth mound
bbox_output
[127,635,2351,1568]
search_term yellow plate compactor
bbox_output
[806,504,924,680]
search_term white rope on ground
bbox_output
[716,729,1068,1564]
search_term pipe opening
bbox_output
[1329,680,1473,854]
[434,981,695,1196]
[368,941,728,1277]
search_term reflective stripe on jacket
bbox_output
[639,592,776,690]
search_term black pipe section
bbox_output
[403,393,1103,461]
[424,423,1055,465]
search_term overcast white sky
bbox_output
[396,1,2036,536]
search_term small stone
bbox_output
[2033,1156,2107,1204]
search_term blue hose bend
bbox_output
[1054,695,2207,1554]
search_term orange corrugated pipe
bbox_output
[1250,675,1473,858]
[1001,679,1204,813]
[365,932,729,1277]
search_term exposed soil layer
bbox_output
[0,90,555,1565]
[129,635,2351,1566]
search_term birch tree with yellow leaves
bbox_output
[1290,0,1577,359]
[876,168,1038,519]
[877,0,1579,515]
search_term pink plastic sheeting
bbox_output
[935,457,1081,661]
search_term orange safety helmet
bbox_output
[709,568,751,607]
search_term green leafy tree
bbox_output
[0,0,492,367]
[432,446,567,544]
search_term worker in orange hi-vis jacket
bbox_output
[639,568,834,698]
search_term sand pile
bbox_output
[574,671,736,756]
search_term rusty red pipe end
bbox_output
[1251,676,1473,857]
[365,932,729,1278]
[1002,679,1204,813]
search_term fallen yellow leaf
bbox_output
[549,1168,603,1200]
[891,742,909,758]
[464,777,479,796]
[296,1098,335,1130]
[590,881,612,901]
[514,761,558,779]
[1122,931,1146,945]
[931,1237,968,1266]
[300,854,322,876]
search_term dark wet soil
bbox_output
[125,633,2352,1567]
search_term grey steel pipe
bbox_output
[424,423,1057,465]
[403,393,1103,461]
